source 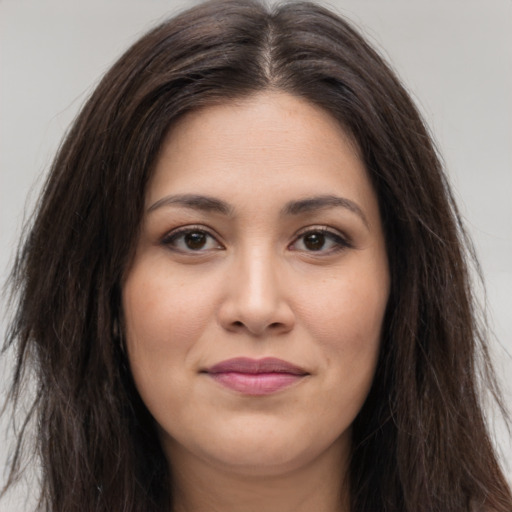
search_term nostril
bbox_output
[230,320,283,331]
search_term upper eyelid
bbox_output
[290,226,354,251]
[162,224,346,237]
[293,225,350,240]
[161,225,225,248]
[163,225,219,239]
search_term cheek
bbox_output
[121,257,222,428]
[121,257,220,404]
[299,264,388,349]
[123,258,213,353]
[296,257,389,400]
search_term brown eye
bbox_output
[184,231,207,250]
[303,232,326,251]
[290,228,351,254]
[162,227,223,253]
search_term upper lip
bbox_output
[205,357,309,375]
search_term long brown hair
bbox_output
[2,1,511,510]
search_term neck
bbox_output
[167,439,350,512]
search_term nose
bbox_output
[217,248,295,337]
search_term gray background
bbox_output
[1,1,511,510]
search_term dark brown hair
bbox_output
[2,1,511,511]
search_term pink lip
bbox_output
[204,357,309,396]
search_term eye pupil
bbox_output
[304,232,325,250]
[185,232,207,250]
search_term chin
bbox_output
[164,419,350,478]
[201,444,316,477]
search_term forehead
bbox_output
[147,91,378,224]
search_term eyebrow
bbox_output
[147,194,233,216]
[281,195,369,228]
[147,193,368,227]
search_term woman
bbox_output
[2,1,511,511]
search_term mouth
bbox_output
[202,357,309,395]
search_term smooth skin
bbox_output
[122,91,390,512]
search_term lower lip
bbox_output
[208,372,305,395]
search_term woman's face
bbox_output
[122,91,390,477]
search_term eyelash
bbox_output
[289,227,352,254]
[160,225,222,253]
[160,225,352,254]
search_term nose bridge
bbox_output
[236,243,279,312]
[219,241,294,335]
